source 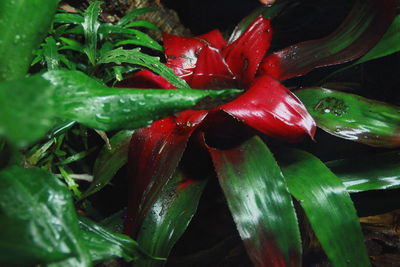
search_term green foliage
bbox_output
[79,216,162,263]
[327,151,400,193]
[34,1,162,82]
[98,48,187,88]
[82,130,134,198]
[0,1,399,266]
[295,87,400,147]
[0,166,157,266]
[0,0,58,80]
[0,166,92,266]
[0,70,241,148]
[136,169,207,266]
[278,149,370,267]
[210,137,302,266]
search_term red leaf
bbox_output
[163,33,205,81]
[190,45,236,89]
[197,29,227,49]
[223,16,272,87]
[116,69,175,89]
[163,30,227,82]
[221,75,316,142]
[258,0,397,80]
[124,110,208,237]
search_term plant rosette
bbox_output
[117,0,398,266]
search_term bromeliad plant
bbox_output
[1,0,400,266]
[116,0,400,266]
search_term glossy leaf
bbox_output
[0,75,55,147]
[162,30,227,82]
[125,110,208,236]
[209,136,302,267]
[125,20,161,31]
[0,166,91,266]
[326,151,400,193]
[222,75,315,142]
[0,70,241,147]
[223,16,272,87]
[98,48,188,88]
[54,13,84,24]
[135,169,207,266]
[79,216,158,263]
[99,24,163,51]
[0,0,58,80]
[82,130,134,199]
[354,14,400,65]
[117,8,156,27]
[278,149,370,267]
[322,15,400,81]
[43,36,61,70]
[259,0,397,80]
[47,70,240,130]
[82,1,102,65]
[295,87,400,147]
[228,0,295,43]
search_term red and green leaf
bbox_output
[135,169,207,267]
[278,149,371,267]
[322,14,400,82]
[258,0,397,80]
[209,136,301,267]
[124,111,207,237]
[326,151,400,193]
[295,87,400,147]
[222,75,315,142]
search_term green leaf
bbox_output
[115,32,163,51]
[79,216,158,263]
[0,70,241,147]
[99,24,163,51]
[98,48,187,88]
[82,1,102,65]
[125,20,161,31]
[326,151,400,193]
[0,0,58,80]
[322,15,400,82]
[0,75,55,147]
[59,166,83,198]
[0,166,91,266]
[295,87,400,148]
[60,37,84,51]
[43,36,61,70]
[136,169,207,266]
[82,130,134,199]
[54,12,84,24]
[46,70,241,130]
[278,149,370,267]
[209,136,301,267]
[118,8,156,27]
[354,15,400,64]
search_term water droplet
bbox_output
[102,102,111,112]
[96,114,111,123]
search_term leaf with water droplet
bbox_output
[295,87,400,147]
[0,70,242,147]
[0,0,58,80]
